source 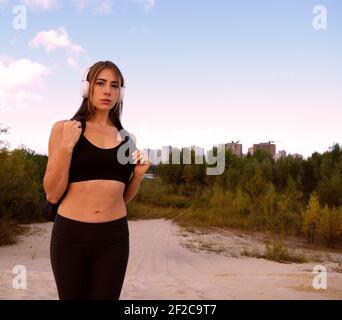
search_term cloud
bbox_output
[28,27,90,70]
[28,26,81,53]
[0,56,50,111]
[20,0,58,10]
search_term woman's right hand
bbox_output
[61,120,82,150]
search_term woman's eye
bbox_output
[112,85,119,88]
[96,82,104,86]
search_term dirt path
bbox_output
[0,218,341,299]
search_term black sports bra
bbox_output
[68,119,137,186]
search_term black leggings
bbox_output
[50,213,129,300]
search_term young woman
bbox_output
[43,60,151,300]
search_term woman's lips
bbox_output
[100,100,111,104]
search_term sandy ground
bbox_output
[0,218,341,300]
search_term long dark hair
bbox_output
[71,60,125,130]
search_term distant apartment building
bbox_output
[249,143,276,157]
[225,142,243,157]
[291,153,303,159]
[274,150,286,160]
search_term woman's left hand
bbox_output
[132,149,152,178]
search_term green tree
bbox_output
[302,193,320,244]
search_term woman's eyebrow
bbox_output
[96,78,119,83]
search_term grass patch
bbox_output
[332,261,342,273]
[198,241,226,254]
[241,240,308,264]
[241,247,263,258]
[0,218,31,247]
[135,178,191,209]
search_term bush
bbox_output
[264,241,308,263]
[317,205,342,247]
[135,178,190,208]
[0,217,30,246]
[242,241,308,264]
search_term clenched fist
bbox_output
[61,120,82,150]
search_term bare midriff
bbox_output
[57,179,127,223]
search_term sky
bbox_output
[0,0,341,159]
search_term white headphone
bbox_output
[80,67,126,102]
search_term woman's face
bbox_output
[91,68,121,110]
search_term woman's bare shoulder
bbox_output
[51,120,68,130]
[54,119,69,125]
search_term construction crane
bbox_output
[260,140,281,144]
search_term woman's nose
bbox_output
[104,85,111,95]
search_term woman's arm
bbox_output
[43,120,73,203]
[123,173,144,204]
